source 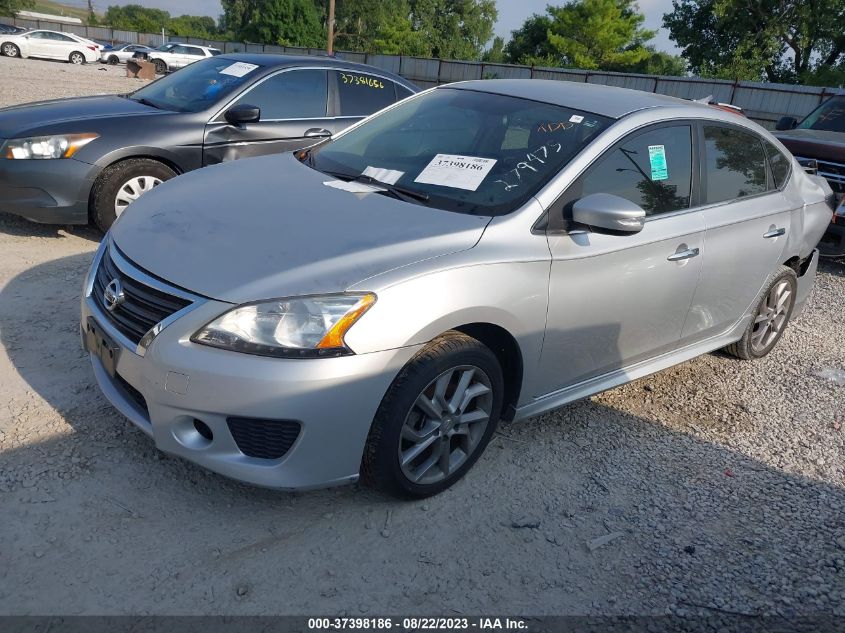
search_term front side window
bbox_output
[797,96,845,133]
[580,125,693,215]
[185,47,205,57]
[335,71,395,116]
[704,126,768,203]
[233,69,328,119]
[309,88,613,215]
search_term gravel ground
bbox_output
[0,56,843,619]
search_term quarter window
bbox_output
[703,126,768,203]
[233,70,328,120]
[580,125,693,215]
[335,71,395,116]
[764,141,791,189]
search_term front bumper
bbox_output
[0,157,97,224]
[80,246,420,490]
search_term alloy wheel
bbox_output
[70,52,84,64]
[398,365,493,485]
[3,43,19,57]
[750,279,793,353]
[114,175,162,217]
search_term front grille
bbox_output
[115,372,148,414]
[227,417,301,460]
[92,247,191,345]
[795,155,845,195]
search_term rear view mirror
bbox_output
[775,116,798,131]
[572,193,646,234]
[225,104,260,126]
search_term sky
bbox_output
[80,0,680,54]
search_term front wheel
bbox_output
[2,42,20,57]
[725,265,798,360]
[153,59,167,74]
[362,332,504,498]
[90,158,176,231]
[107,55,119,65]
[69,51,85,65]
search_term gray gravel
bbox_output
[0,56,843,617]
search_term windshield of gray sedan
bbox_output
[308,88,613,215]
[798,96,845,133]
[129,57,263,112]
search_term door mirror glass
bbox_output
[225,104,260,126]
[775,116,798,131]
[572,193,646,234]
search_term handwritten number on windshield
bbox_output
[495,142,562,191]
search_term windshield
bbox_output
[798,96,845,133]
[308,88,613,216]
[129,57,263,113]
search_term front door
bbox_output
[537,123,705,396]
[203,68,338,165]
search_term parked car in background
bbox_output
[0,23,26,35]
[775,94,845,257]
[0,29,100,64]
[81,80,831,497]
[0,54,418,230]
[134,42,221,75]
[101,43,152,65]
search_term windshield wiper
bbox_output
[134,97,163,110]
[351,174,430,204]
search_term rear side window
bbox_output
[396,84,414,100]
[234,69,328,119]
[335,70,395,116]
[580,125,693,216]
[703,126,768,203]
[764,141,791,189]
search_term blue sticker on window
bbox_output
[648,145,669,181]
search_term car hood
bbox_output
[110,153,491,304]
[776,128,845,162]
[0,95,162,138]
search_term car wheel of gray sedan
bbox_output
[153,59,167,74]
[362,331,503,498]
[725,265,798,360]
[2,43,19,57]
[108,55,119,65]
[69,51,85,65]
[90,158,176,232]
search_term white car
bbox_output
[141,43,222,74]
[0,29,100,64]
[101,43,152,65]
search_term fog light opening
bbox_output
[193,419,213,441]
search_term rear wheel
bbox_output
[2,42,19,57]
[725,265,798,360]
[107,54,119,65]
[69,51,85,65]
[362,332,503,498]
[153,58,167,74]
[90,158,176,232]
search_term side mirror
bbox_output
[775,116,798,131]
[572,193,646,234]
[225,104,260,126]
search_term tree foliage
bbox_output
[104,4,170,33]
[502,0,685,74]
[221,0,323,47]
[408,0,497,59]
[0,0,35,16]
[663,0,845,83]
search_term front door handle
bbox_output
[763,227,786,239]
[667,247,700,262]
[304,128,332,138]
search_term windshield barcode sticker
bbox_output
[414,154,497,191]
[219,62,259,77]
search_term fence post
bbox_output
[730,78,739,104]
[819,87,827,104]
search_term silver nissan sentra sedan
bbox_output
[80,80,832,498]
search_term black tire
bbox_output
[153,58,167,74]
[724,265,798,360]
[362,331,504,498]
[108,55,119,65]
[2,42,19,57]
[69,51,85,65]
[90,158,176,232]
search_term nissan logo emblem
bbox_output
[103,278,125,312]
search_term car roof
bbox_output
[447,79,704,119]
[217,53,416,88]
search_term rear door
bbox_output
[25,31,52,57]
[202,68,333,165]
[681,123,796,342]
[331,69,404,124]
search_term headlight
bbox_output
[191,293,376,358]
[1,133,98,159]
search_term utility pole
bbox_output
[327,0,335,55]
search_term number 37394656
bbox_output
[340,73,384,89]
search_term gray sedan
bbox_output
[81,80,832,498]
[101,43,152,65]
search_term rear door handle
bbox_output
[667,247,700,262]
[763,227,786,238]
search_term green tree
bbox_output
[663,0,845,83]
[104,4,170,33]
[408,0,497,59]
[169,15,218,38]
[221,0,323,46]
[629,48,687,75]
[329,0,425,54]
[482,35,506,62]
[0,0,34,15]
[504,0,657,71]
